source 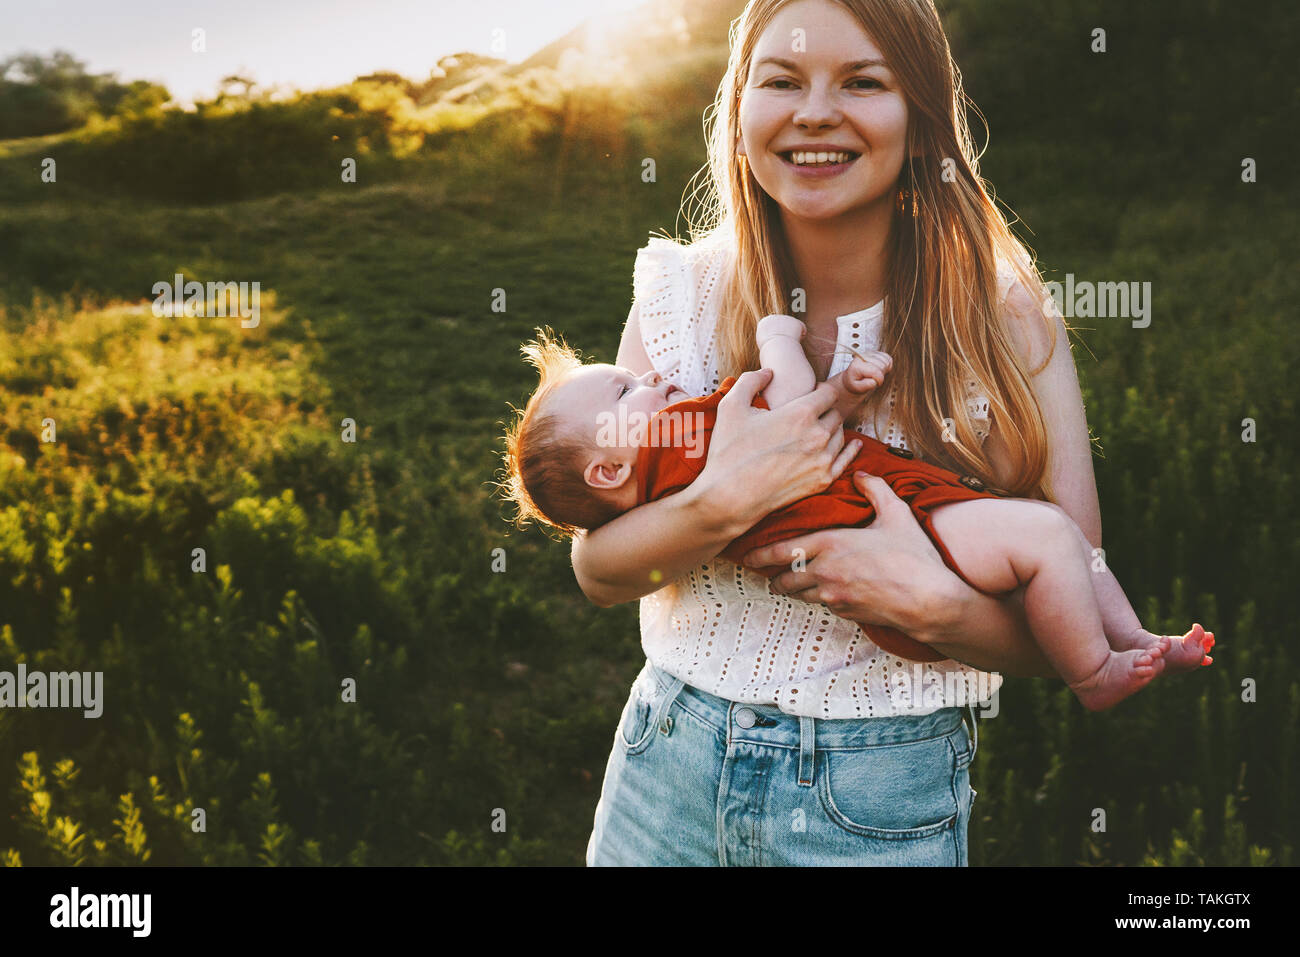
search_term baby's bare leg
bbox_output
[929,498,1163,710]
[1051,508,1211,672]
[756,314,816,409]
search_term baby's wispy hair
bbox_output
[498,327,621,537]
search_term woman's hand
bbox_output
[696,369,864,530]
[740,470,1058,676]
[569,366,860,608]
[740,471,956,630]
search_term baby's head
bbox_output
[501,328,687,536]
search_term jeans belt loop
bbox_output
[654,675,685,734]
[965,702,979,759]
[797,715,815,787]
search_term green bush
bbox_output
[0,0,1294,866]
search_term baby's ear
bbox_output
[584,457,633,491]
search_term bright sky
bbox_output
[2,0,648,103]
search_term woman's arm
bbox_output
[913,279,1104,671]
[741,476,1053,676]
[910,280,1099,673]
[743,280,1099,679]
[986,279,1103,546]
[571,303,863,607]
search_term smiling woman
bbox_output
[573,0,1098,866]
[739,25,908,228]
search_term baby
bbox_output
[502,319,1214,710]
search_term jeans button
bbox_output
[735,708,757,729]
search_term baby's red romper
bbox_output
[634,376,1008,663]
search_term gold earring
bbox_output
[896,167,918,217]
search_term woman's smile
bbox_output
[776,147,862,178]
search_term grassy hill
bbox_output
[0,0,1295,864]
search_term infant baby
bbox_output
[502,317,1214,710]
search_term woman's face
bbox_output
[738,0,910,223]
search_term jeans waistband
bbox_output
[646,661,970,752]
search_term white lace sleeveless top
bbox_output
[633,231,1021,718]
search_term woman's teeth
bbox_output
[786,151,856,166]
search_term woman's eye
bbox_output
[619,385,629,398]
[847,77,882,90]
[764,78,797,90]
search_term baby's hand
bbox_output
[844,351,892,394]
[756,314,807,347]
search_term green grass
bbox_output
[0,0,1295,864]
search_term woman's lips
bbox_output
[778,152,859,178]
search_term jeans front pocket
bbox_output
[617,665,681,756]
[617,693,653,753]
[817,728,962,840]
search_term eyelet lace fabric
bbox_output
[631,234,1020,717]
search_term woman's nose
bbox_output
[793,85,841,130]
[642,371,662,387]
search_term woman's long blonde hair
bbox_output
[687,0,1062,499]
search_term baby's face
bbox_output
[548,363,687,455]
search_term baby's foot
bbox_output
[756,314,806,347]
[1161,622,1214,673]
[1111,627,1171,675]
[1068,647,1164,711]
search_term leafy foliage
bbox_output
[0,51,170,139]
[0,0,1294,864]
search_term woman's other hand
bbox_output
[697,369,864,531]
[740,470,959,632]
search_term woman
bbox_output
[578,0,1094,865]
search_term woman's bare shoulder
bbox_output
[996,254,1065,375]
[638,229,731,270]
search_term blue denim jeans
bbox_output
[586,660,979,866]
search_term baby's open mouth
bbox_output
[779,150,860,167]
